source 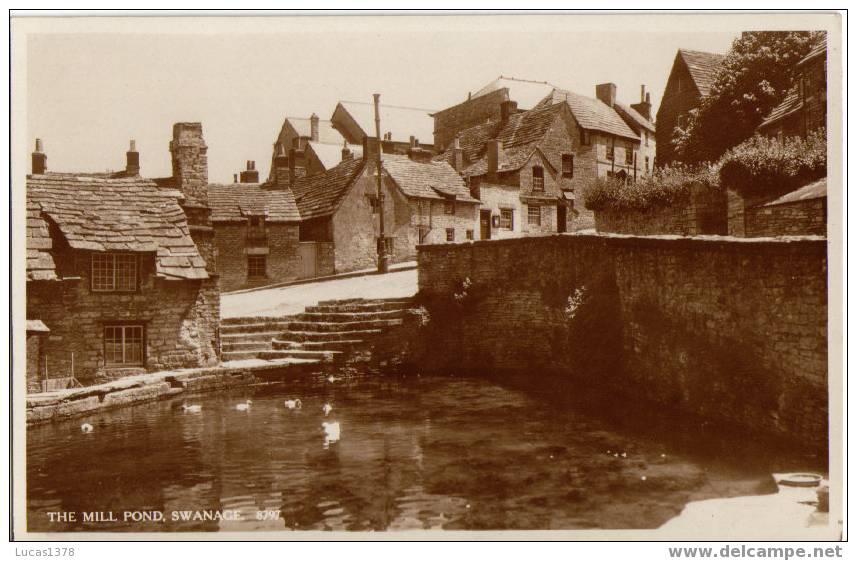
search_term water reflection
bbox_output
[26,373,823,532]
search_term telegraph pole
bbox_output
[373,93,389,273]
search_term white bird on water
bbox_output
[182,402,202,413]
[80,423,94,433]
[235,400,252,411]
[322,421,341,443]
[326,375,341,384]
[322,403,333,416]
[284,399,302,410]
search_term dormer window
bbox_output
[532,166,545,191]
[92,253,138,292]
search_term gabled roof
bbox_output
[334,101,436,145]
[308,141,363,171]
[677,49,725,98]
[283,117,345,145]
[291,157,366,220]
[382,155,478,203]
[207,183,301,223]
[614,102,656,133]
[471,76,561,109]
[758,88,801,130]
[27,173,208,280]
[763,178,826,207]
[536,89,639,140]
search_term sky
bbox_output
[24,15,744,183]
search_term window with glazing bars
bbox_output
[248,255,267,278]
[561,154,574,177]
[606,142,614,161]
[499,208,514,230]
[532,166,545,191]
[445,228,455,242]
[92,253,137,292]
[104,324,144,366]
[528,205,541,226]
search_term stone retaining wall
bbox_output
[415,234,828,449]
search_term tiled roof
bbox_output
[763,178,826,207]
[537,89,639,140]
[208,183,301,223]
[471,76,561,109]
[678,49,725,98]
[308,141,363,171]
[758,88,802,130]
[291,157,366,220]
[614,102,656,133]
[382,155,478,203]
[27,199,57,281]
[27,174,208,280]
[285,117,345,145]
[335,101,436,145]
[799,37,827,66]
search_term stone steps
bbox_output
[220,331,283,343]
[316,297,412,306]
[257,349,342,362]
[287,318,404,332]
[221,350,265,361]
[272,339,367,351]
[305,301,414,313]
[278,328,384,342]
[220,340,271,351]
[221,315,296,326]
[221,320,295,334]
[294,309,409,322]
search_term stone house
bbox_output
[292,138,479,273]
[267,113,362,180]
[331,100,436,153]
[26,131,220,391]
[655,49,725,166]
[758,37,827,141]
[435,83,646,239]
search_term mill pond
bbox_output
[26,370,826,532]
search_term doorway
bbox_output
[557,205,567,233]
[480,210,492,240]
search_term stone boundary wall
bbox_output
[415,234,828,449]
[595,182,727,236]
[729,189,827,238]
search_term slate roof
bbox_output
[308,141,363,171]
[291,157,366,220]
[763,178,826,207]
[677,49,725,98]
[335,101,436,145]
[285,117,345,145]
[382,155,479,203]
[207,183,301,223]
[536,89,639,140]
[27,174,208,281]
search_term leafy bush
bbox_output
[718,130,826,198]
[582,165,720,212]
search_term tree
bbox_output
[674,31,824,164]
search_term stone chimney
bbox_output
[596,83,617,108]
[274,145,290,188]
[362,135,381,162]
[310,113,320,142]
[500,100,518,124]
[631,85,653,121]
[170,122,208,205]
[486,139,502,178]
[407,139,433,163]
[288,148,306,189]
[125,140,140,176]
[31,138,47,175]
[239,160,259,183]
[233,174,239,183]
[452,136,464,172]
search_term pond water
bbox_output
[27,372,824,532]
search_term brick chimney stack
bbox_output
[310,113,320,142]
[631,85,653,121]
[239,160,259,183]
[500,100,518,124]
[32,138,47,175]
[170,122,208,206]
[125,139,140,176]
[596,83,617,107]
[452,136,464,172]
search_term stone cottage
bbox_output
[655,49,725,166]
[758,37,827,141]
[292,138,479,273]
[435,83,647,239]
[26,133,220,391]
[267,113,362,180]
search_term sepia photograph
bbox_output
[9,10,844,542]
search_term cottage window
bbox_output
[444,201,455,215]
[92,253,138,292]
[104,324,144,367]
[466,229,474,240]
[445,228,455,242]
[247,255,267,278]
[499,208,514,230]
[625,144,634,165]
[532,166,545,191]
[606,142,614,161]
[561,154,574,178]
[528,205,541,226]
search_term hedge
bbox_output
[582,165,720,213]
